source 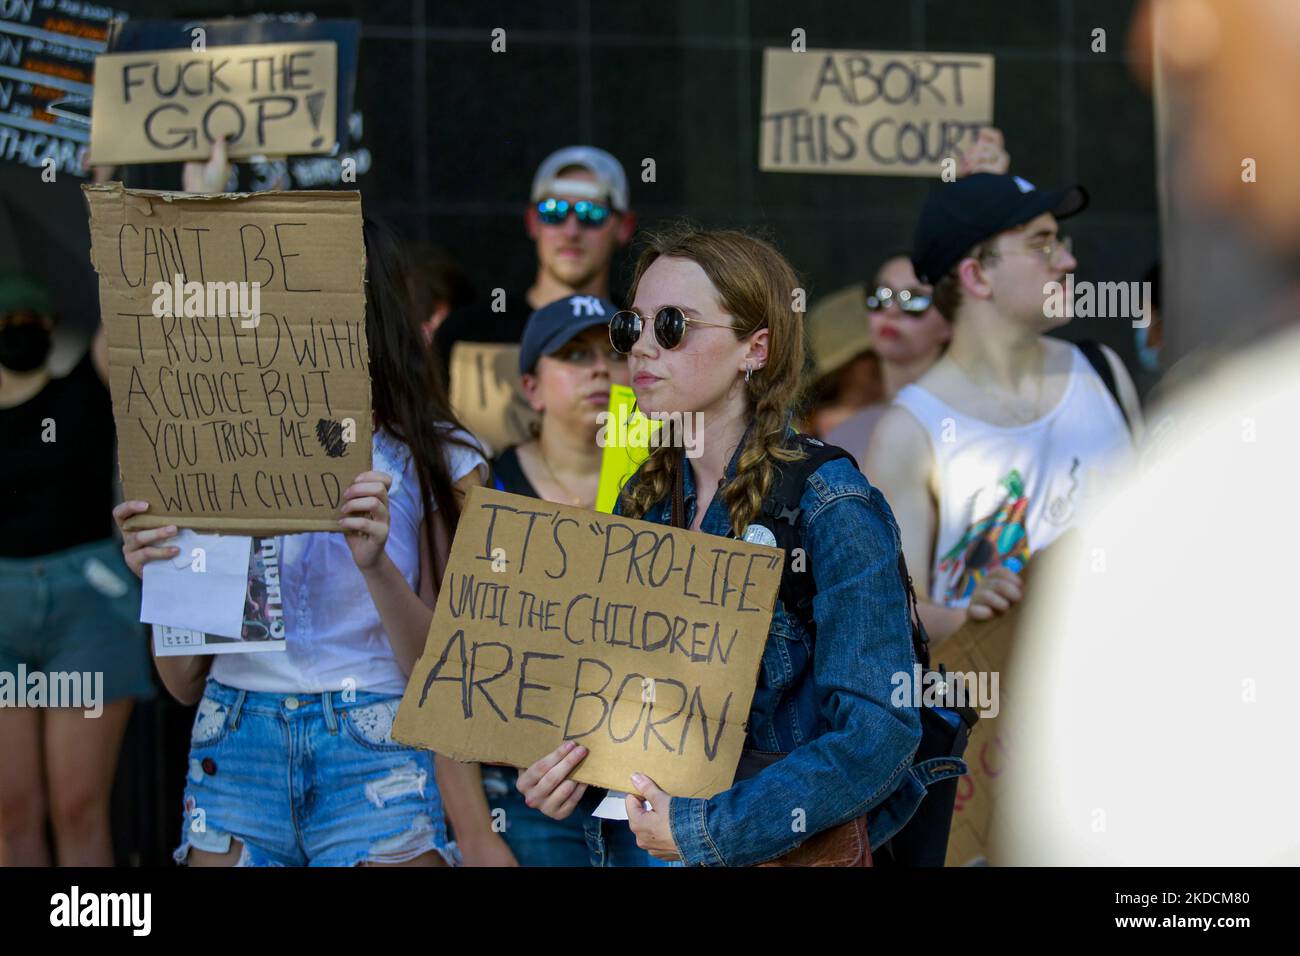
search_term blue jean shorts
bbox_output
[0,537,154,704]
[175,678,455,867]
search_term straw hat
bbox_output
[806,282,872,381]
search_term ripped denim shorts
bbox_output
[174,678,456,867]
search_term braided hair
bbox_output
[617,226,808,536]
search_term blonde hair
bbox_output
[617,226,807,536]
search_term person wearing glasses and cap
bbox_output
[864,174,1142,647]
[433,145,637,372]
[821,129,1012,457]
[452,294,676,867]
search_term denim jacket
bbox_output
[613,431,927,866]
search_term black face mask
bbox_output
[0,322,53,373]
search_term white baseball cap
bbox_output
[530,145,630,213]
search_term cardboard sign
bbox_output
[89,42,337,165]
[105,17,361,155]
[448,341,538,456]
[392,486,783,798]
[936,554,1047,866]
[83,182,371,534]
[594,384,661,513]
[760,48,994,177]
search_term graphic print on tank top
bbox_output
[937,468,1032,602]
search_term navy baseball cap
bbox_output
[911,173,1089,284]
[519,294,618,374]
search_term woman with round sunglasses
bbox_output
[513,227,924,866]
[824,254,953,458]
[462,295,668,867]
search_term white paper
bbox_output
[591,790,651,820]
[140,531,252,637]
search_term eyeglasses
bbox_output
[983,235,1073,265]
[865,286,933,316]
[536,197,612,228]
[608,307,741,354]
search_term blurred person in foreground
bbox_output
[998,0,1300,865]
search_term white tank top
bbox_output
[893,345,1134,607]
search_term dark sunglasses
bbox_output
[865,285,933,315]
[608,307,740,354]
[536,197,612,228]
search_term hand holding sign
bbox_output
[112,500,180,579]
[181,136,232,194]
[958,127,1010,177]
[626,772,681,861]
[516,740,591,819]
[338,471,393,571]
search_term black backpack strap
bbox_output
[759,435,853,632]
[760,436,931,670]
[1078,340,1131,434]
[897,551,931,671]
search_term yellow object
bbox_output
[595,384,662,512]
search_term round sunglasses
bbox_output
[608,307,741,353]
[865,285,933,316]
[536,197,611,228]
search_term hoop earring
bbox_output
[745,363,752,382]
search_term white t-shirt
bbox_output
[212,425,487,696]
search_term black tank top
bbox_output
[489,444,540,499]
[1,353,117,557]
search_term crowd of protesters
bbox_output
[9,0,1287,866]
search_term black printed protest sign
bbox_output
[83,182,371,534]
[393,487,783,798]
[89,41,337,164]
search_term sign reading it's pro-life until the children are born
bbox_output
[84,182,371,535]
[393,487,783,798]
